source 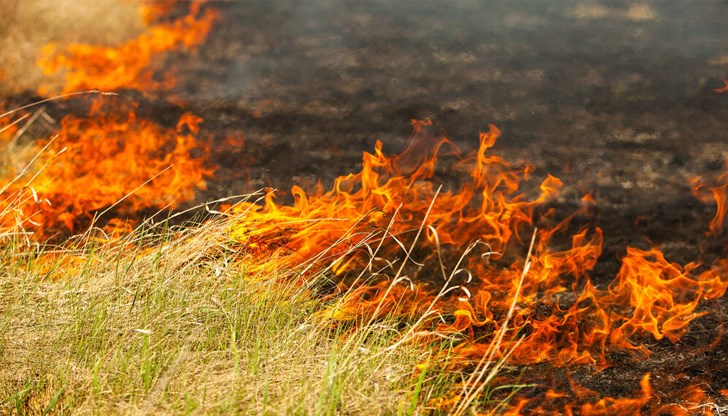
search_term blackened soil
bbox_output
[179,0,728,256]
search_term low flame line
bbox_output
[335,188,446,373]
[299,208,392,280]
[369,185,443,325]
[332,208,405,292]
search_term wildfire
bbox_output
[0,100,213,238]
[230,120,562,267]
[0,2,219,239]
[230,119,727,360]
[1,0,726,413]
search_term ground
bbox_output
[183,0,728,261]
[177,1,728,408]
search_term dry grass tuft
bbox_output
[0,213,469,415]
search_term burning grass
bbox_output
[36,0,219,95]
[0,1,219,241]
[0,97,214,239]
[2,99,727,413]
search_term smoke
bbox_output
[0,0,143,96]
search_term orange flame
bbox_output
[230,121,728,367]
[0,100,213,237]
[37,1,219,94]
[3,0,724,411]
[606,247,726,348]
[499,374,714,415]
[231,119,561,267]
[229,119,728,412]
[715,80,728,94]
[320,280,434,322]
[0,2,221,239]
[691,165,728,237]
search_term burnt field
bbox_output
[184,0,728,253]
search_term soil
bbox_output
[183,0,727,255]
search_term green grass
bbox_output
[0,218,472,415]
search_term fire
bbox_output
[715,80,728,94]
[606,247,726,348]
[1,1,726,413]
[230,120,561,268]
[321,280,434,322]
[37,1,218,95]
[0,99,213,238]
[502,373,715,415]
[691,165,728,237]
[229,119,728,412]
[231,120,727,363]
[1,2,218,239]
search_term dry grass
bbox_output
[0,99,517,414]
[0,213,474,415]
[0,0,143,96]
[0,133,519,413]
